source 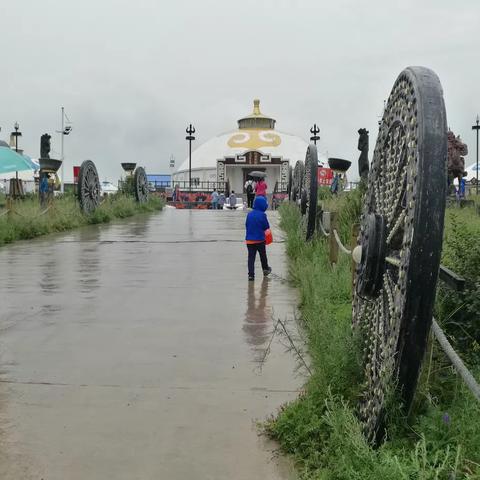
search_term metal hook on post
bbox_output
[309,124,320,145]
[185,124,196,192]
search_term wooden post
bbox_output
[351,223,360,293]
[48,196,54,217]
[6,197,13,219]
[329,211,338,265]
[316,208,323,235]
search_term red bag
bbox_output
[265,228,273,245]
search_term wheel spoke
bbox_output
[134,167,149,203]
[78,160,100,213]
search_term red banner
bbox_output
[73,166,80,184]
[172,192,213,209]
[318,167,334,186]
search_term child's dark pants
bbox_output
[247,242,269,277]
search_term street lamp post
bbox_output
[169,154,175,189]
[61,107,64,193]
[185,124,196,192]
[310,124,320,145]
[56,107,73,194]
[12,122,22,181]
[472,115,480,196]
[13,122,21,152]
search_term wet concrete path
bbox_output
[0,208,300,479]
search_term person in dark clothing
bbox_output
[245,196,272,281]
[245,178,255,208]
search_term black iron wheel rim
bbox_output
[352,66,447,444]
[302,145,318,240]
[288,165,293,199]
[134,167,149,203]
[292,160,304,203]
[78,160,100,214]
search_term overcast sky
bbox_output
[1,0,479,181]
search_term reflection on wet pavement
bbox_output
[0,209,300,480]
[243,279,271,358]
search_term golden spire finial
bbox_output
[253,99,261,116]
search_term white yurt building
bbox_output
[173,100,323,194]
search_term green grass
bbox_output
[266,201,480,480]
[0,193,164,247]
[436,205,480,364]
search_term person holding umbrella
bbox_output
[255,177,267,198]
[250,171,267,198]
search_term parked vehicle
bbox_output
[223,197,246,210]
[101,181,118,196]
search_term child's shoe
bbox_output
[248,275,255,281]
[263,267,272,276]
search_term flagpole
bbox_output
[60,106,65,193]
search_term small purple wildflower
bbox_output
[442,412,451,426]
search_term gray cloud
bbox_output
[1,0,479,181]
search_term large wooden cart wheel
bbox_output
[292,160,304,203]
[134,166,149,203]
[301,145,318,240]
[353,66,447,444]
[287,165,293,200]
[78,160,101,214]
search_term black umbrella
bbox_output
[249,171,267,178]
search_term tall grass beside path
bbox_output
[265,202,480,480]
[0,194,164,247]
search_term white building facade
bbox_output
[173,100,318,194]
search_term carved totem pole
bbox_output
[447,130,468,195]
[357,128,369,182]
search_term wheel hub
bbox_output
[356,213,387,298]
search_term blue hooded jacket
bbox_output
[245,196,270,241]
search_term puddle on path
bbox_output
[0,209,301,479]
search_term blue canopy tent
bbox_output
[0,144,36,175]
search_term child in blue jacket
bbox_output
[245,196,272,281]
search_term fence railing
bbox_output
[273,182,289,193]
[1,179,37,194]
[146,181,228,192]
[316,209,480,402]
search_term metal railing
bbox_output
[0,179,37,194]
[148,181,228,192]
[273,182,289,193]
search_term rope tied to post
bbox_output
[431,319,480,401]
[333,229,352,255]
[318,217,330,237]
